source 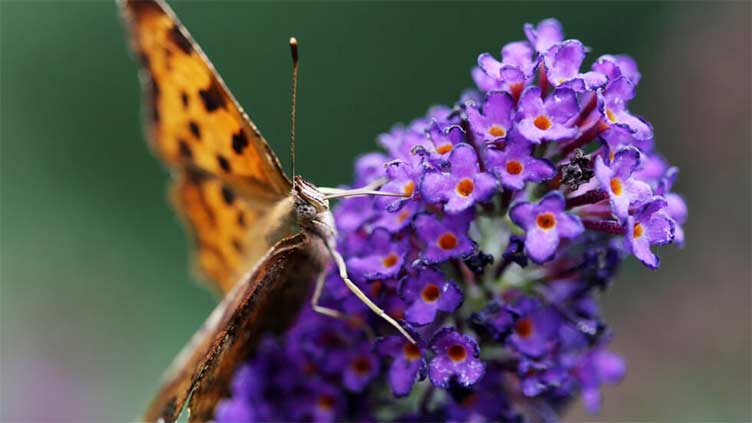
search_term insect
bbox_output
[119,0,413,421]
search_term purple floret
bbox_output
[625,196,676,268]
[420,143,498,214]
[414,210,476,264]
[466,91,515,143]
[510,191,584,263]
[593,147,653,220]
[484,134,556,190]
[428,328,486,388]
[399,267,463,326]
[347,229,408,280]
[516,86,580,143]
[377,335,427,397]
[524,18,564,54]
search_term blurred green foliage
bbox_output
[1,1,749,421]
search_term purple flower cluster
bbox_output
[217,18,686,422]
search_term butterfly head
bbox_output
[293,176,329,224]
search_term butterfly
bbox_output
[119,0,413,421]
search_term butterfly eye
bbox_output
[296,203,318,222]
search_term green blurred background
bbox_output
[1,1,749,421]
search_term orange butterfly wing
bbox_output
[171,170,273,294]
[120,0,292,293]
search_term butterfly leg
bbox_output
[326,246,416,344]
[310,270,345,320]
[310,269,375,340]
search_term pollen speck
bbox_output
[606,108,617,123]
[456,178,475,197]
[488,125,506,138]
[317,395,336,411]
[536,212,557,230]
[447,344,467,362]
[403,343,421,360]
[438,232,458,250]
[633,222,644,238]
[515,318,534,339]
[382,253,399,268]
[610,177,623,196]
[403,180,415,196]
[351,356,373,375]
[436,143,453,155]
[533,115,552,130]
[420,283,440,303]
[506,160,524,175]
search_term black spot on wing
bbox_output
[167,25,193,55]
[221,185,235,205]
[148,75,160,122]
[231,238,243,253]
[199,79,226,112]
[231,130,248,154]
[236,211,246,227]
[189,120,201,139]
[161,397,178,422]
[180,91,189,109]
[217,155,231,172]
[178,139,192,158]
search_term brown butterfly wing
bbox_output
[143,232,326,422]
[171,170,277,294]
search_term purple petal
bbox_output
[556,212,584,239]
[524,18,564,53]
[389,355,423,397]
[545,40,586,84]
[420,169,454,205]
[405,300,439,326]
[437,281,464,312]
[538,190,566,213]
[510,201,536,230]
[478,53,502,79]
[448,143,482,177]
[525,227,560,263]
[545,88,580,123]
[472,66,502,91]
[645,213,675,245]
[517,86,544,118]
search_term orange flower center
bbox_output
[536,212,557,230]
[506,160,524,175]
[447,344,467,362]
[610,177,623,196]
[397,210,411,223]
[606,108,617,123]
[402,343,421,360]
[633,222,644,239]
[318,395,336,411]
[438,232,458,250]
[420,283,440,303]
[382,253,398,268]
[533,115,552,130]
[370,280,383,297]
[488,125,506,138]
[351,356,372,375]
[403,180,415,196]
[515,317,533,339]
[436,143,453,155]
[455,178,475,197]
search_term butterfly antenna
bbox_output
[289,37,299,180]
